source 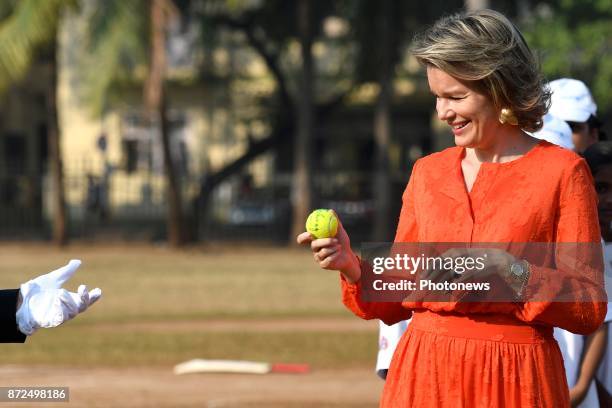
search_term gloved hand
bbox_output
[16,260,102,335]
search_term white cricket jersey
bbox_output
[376,320,409,373]
[554,239,612,408]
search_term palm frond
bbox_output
[0,0,75,92]
[0,0,18,21]
[77,0,147,116]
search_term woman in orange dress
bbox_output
[297,9,607,408]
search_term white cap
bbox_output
[548,78,597,123]
[532,113,574,150]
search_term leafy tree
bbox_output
[145,0,187,246]
[0,0,78,246]
[196,0,343,242]
[80,0,188,246]
[290,0,315,241]
[520,0,612,109]
[197,0,468,241]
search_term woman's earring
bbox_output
[499,108,518,126]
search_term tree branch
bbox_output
[208,14,292,110]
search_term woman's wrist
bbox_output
[341,253,361,284]
[506,259,530,299]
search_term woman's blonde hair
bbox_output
[412,9,549,132]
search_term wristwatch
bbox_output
[509,260,530,300]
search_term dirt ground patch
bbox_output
[0,365,384,407]
[0,244,384,406]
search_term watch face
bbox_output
[511,263,524,277]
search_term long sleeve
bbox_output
[0,289,27,343]
[340,161,420,325]
[514,158,608,334]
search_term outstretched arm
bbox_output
[0,289,26,343]
[14,260,102,338]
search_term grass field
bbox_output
[0,243,378,368]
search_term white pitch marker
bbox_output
[173,359,310,375]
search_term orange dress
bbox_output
[341,140,607,407]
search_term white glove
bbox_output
[16,260,102,335]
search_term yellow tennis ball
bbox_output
[305,209,338,239]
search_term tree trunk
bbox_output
[47,30,67,246]
[372,0,394,242]
[145,0,186,246]
[290,0,314,242]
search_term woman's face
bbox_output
[427,66,503,149]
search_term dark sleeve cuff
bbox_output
[0,289,27,343]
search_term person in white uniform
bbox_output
[548,78,606,153]
[584,142,612,407]
[376,319,409,379]
[546,80,611,407]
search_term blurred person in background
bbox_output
[584,142,612,407]
[0,260,101,343]
[532,120,610,407]
[298,9,606,407]
[375,319,408,380]
[533,113,574,150]
[549,78,607,153]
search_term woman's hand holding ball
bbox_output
[297,209,361,283]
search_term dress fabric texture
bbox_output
[341,140,607,407]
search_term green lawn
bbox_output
[0,244,377,368]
